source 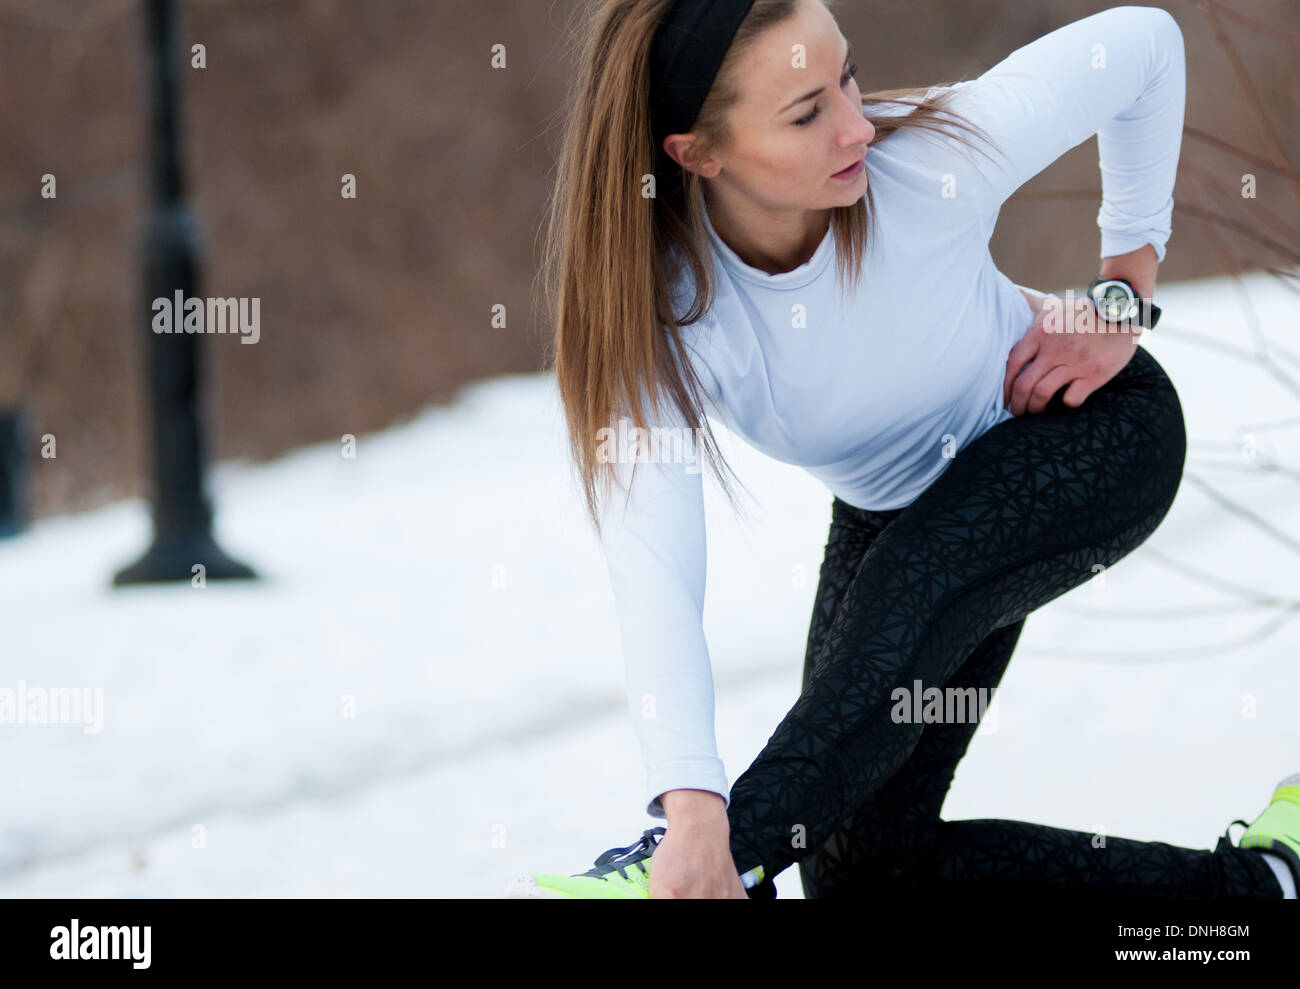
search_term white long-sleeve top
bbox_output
[597,5,1186,819]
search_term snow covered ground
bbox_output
[0,272,1296,899]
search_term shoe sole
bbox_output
[1241,834,1300,891]
[500,874,572,899]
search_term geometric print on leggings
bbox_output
[724,346,1283,899]
[791,502,1280,900]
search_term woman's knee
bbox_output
[1067,344,1187,510]
[1118,347,1187,506]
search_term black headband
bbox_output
[650,0,758,156]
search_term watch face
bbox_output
[1097,284,1135,321]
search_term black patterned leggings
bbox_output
[725,344,1283,900]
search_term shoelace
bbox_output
[1210,820,1252,896]
[1221,817,1300,896]
[579,827,667,882]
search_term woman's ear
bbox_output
[663,134,719,177]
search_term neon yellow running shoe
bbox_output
[501,826,769,898]
[1232,772,1300,891]
[501,827,666,898]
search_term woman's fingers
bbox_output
[1061,375,1095,409]
[1022,363,1074,415]
[1004,330,1040,410]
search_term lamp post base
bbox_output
[112,530,257,586]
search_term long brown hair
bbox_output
[538,0,1001,536]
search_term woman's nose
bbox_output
[841,93,874,135]
[843,107,874,148]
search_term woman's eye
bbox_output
[793,63,859,127]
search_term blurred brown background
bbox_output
[1,0,1296,519]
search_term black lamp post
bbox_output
[113,0,256,585]
[0,408,25,539]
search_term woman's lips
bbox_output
[832,157,865,179]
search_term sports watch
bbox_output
[1087,275,1160,330]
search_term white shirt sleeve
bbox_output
[597,380,730,820]
[935,5,1186,262]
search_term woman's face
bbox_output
[677,0,876,211]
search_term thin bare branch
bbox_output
[1173,0,1300,51]
[1006,187,1300,262]
[1144,545,1297,602]
[1173,203,1300,264]
[1265,267,1300,296]
[1184,127,1299,178]
[1181,174,1300,406]
[1058,600,1298,619]
[1182,472,1300,558]
[1196,0,1300,206]
[1180,158,1300,253]
[1023,603,1300,663]
[1234,415,1300,431]
[1187,457,1300,486]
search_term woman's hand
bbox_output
[649,823,749,899]
[1003,292,1141,416]
[650,793,748,899]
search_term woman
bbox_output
[507,0,1300,899]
